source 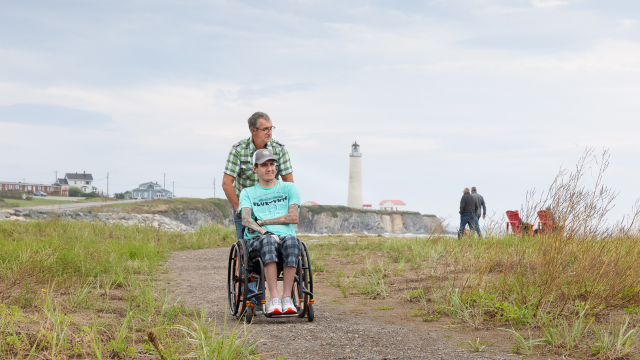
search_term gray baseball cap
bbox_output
[253,148,276,165]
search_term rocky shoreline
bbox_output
[0,205,445,236]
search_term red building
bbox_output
[0,182,67,196]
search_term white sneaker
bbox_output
[282,297,297,314]
[268,298,282,315]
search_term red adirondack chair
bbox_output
[537,210,554,234]
[537,210,564,236]
[506,210,533,236]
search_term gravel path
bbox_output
[162,248,538,360]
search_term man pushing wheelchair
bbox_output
[239,148,302,315]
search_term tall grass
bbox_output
[0,219,235,302]
[0,219,254,359]
[306,148,640,357]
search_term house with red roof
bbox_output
[302,201,319,206]
[379,200,406,211]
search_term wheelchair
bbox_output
[227,233,315,323]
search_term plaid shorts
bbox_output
[247,235,300,268]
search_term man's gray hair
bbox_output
[248,112,271,129]
[471,187,477,192]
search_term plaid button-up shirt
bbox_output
[224,137,293,197]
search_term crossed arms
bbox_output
[241,204,299,235]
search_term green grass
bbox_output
[0,219,255,359]
[305,233,640,358]
[0,198,73,208]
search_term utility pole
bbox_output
[164,173,166,190]
[54,171,58,183]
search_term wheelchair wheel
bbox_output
[300,241,314,321]
[227,243,242,316]
[228,240,252,320]
[244,307,253,324]
[239,239,252,321]
[307,305,314,322]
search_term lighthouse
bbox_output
[347,141,363,208]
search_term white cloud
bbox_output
[531,0,568,8]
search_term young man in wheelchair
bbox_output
[239,148,301,315]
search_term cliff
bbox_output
[297,205,443,235]
[82,198,237,229]
[79,200,443,235]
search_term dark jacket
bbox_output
[471,192,486,216]
[460,192,478,214]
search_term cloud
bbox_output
[531,0,568,8]
[0,103,113,127]
[1,0,640,221]
[236,83,314,101]
[455,35,589,52]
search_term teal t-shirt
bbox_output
[238,181,301,239]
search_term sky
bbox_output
[1,0,639,223]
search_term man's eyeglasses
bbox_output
[255,126,276,132]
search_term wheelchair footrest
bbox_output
[264,313,301,318]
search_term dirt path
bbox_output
[162,248,535,360]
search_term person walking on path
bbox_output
[222,111,294,308]
[471,186,486,238]
[458,187,479,240]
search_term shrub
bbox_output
[67,187,83,197]
[83,192,99,198]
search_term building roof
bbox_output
[132,187,172,194]
[303,201,319,205]
[379,200,406,205]
[362,204,372,207]
[57,178,69,185]
[66,173,93,181]
[139,181,160,186]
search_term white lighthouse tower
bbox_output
[347,141,363,209]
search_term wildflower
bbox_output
[42,289,46,292]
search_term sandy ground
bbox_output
[160,247,555,360]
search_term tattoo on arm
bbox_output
[241,208,264,234]
[258,205,299,226]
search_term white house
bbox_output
[379,200,406,211]
[132,182,173,199]
[58,172,97,193]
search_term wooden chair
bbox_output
[537,210,563,237]
[506,210,533,236]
